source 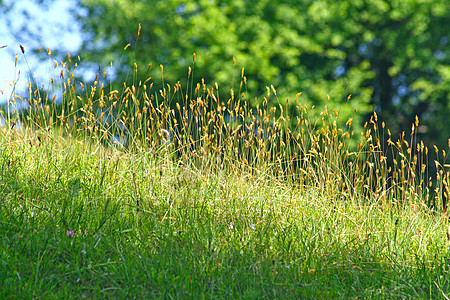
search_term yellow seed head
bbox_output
[271,85,277,96]
[434,145,439,154]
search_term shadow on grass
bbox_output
[2,218,449,299]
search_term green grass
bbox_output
[1,127,450,298]
[1,52,450,298]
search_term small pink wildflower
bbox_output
[66,230,75,237]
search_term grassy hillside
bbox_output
[1,60,450,298]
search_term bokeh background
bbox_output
[0,0,449,153]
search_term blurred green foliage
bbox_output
[76,0,449,148]
[2,0,449,148]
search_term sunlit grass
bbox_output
[0,47,449,298]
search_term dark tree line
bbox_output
[2,0,449,154]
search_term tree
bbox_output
[2,0,449,149]
[75,0,448,148]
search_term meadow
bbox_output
[1,52,450,298]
